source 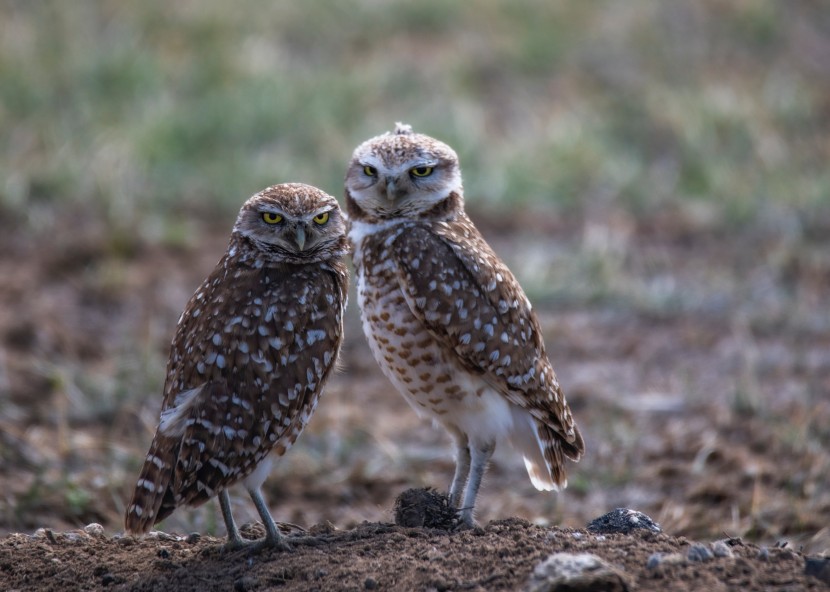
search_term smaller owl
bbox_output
[124,183,349,550]
[345,124,584,527]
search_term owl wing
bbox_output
[390,219,582,457]
[168,262,346,497]
[126,260,347,531]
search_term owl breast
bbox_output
[353,226,517,441]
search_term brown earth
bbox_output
[0,206,829,590]
[1,515,828,591]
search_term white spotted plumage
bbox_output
[125,183,349,549]
[345,124,584,527]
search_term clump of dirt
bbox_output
[1,514,827,591]
[393,487,459,530]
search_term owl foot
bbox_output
[453,507,483,532]
[222,532,292,554]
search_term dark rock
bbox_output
[233,576,259,591]
[586,508,662,535]
[101,573,124,587]
[804,556,830,584]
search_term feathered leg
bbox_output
[448,434,471,508]
[458,441,495,528]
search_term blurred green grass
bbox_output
[2,0,828,239]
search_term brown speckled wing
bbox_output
[390,216,583,460]
[127,247,347,531]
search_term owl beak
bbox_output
[294,226,307,251]
[384,177,399,202]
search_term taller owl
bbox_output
[345,123,584,527]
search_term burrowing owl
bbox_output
[125,183,349,549]
[345,124,584,527]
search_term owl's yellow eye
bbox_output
[410,166,434,177]
[363,165,377,177]
[262,212,283,224]
[312,212,330,225]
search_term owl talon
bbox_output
[286,534,326,548]
[452,518,482,532]
[222,536,292,554]
[453,506,480,531]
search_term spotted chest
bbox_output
[352,224,514,437]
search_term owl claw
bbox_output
[221,535,292,554]
[453,517,482,532]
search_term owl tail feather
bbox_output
[124,436,177,536]
[510,409,584,492]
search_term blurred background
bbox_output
[1,1,828,551]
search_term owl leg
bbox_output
[248,486,290,551]
[219,488,288,552]
[218,489,246,549]
[458,441,495,528]
[448,434,471,508]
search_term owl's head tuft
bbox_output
[344,124,464,222]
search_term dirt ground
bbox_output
[1,514,828,591]
[0,206,829,590]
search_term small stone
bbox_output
[84,523,105,537]
[646,553,662,570]
[805,556,830,584]
[687,543,714,562]
[364,576,378,589]
[308,521,337,536]
[757,547,770,561]
[710,541,733,558]
[646,552,685,570]
[233,576,258,592]
[33,528,58,543]
[525,552,630,592]
[586,508,661,535]
[146,530,179,541]
[101,573,124,587]
[186,532,201,544]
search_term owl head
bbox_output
[345,123,464,221]
[233,183,349,264]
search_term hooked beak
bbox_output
[384,177,399,202]
[294,225,307,251]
